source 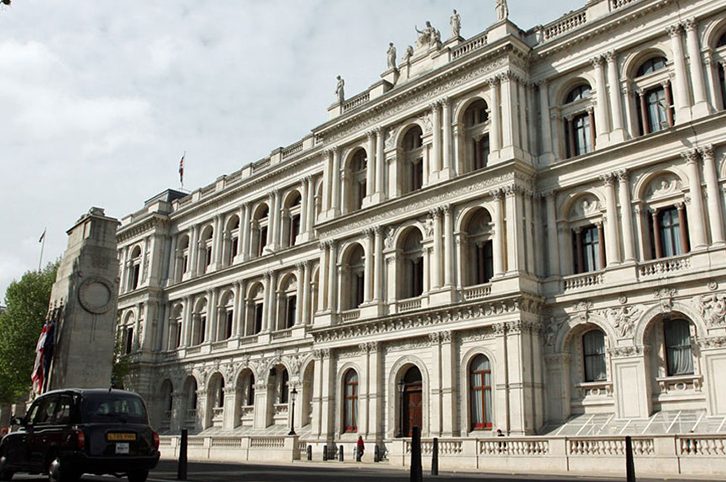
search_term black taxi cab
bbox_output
[0,389,160,482]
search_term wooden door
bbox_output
[403,383,422,437]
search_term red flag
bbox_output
[31,323,48,395]
[178,153,185,185]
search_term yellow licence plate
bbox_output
[107,433,136,442]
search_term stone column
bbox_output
[703,52,720,112]
[373,227,384,304]
[431,101,442,177]
[364,229,374,302]
[306,176,316,235]
[623,85,637,140]
[667,24,692,122]
[366,131,376,199]
[605,51,626,142]
[492,190,505,276]
[235,281,245,336]
[489,78,501,154]
[499,74,514,152]
[524,192,535,274]
[318,243,329,312]
[301,261,311,325]
[213,215,224,268]
[545,192,560,276]
[441,97,453,179]
[592,55,610,146]
[188,225,199,277]
[431,208,443,289]
[299,179,308,238]
[616,170,636,262]
[443,205,454,287]
[684,18,710,117]
[701,145,725,245]
[601,173,621,265]
[538,80,554,163]
[322,150,332,215]
[375,128,386,201]
[518,81,529,155]
[327,241,338,312]
[505,187,523,273]
[240,203,250,260]
[295,263,305,325]
[683,150,707,249]
[262,273,272,332]
[331,147,341,216]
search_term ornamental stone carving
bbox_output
[601,305,644,338]
[694,293,726,327]
[544,317,563,347]
[654,288,677,313]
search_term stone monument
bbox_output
[45,207,119,390]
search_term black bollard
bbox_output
[323,445,328,461]
[625,436,636,482]
[410,426,423,482]
[177,429,188,481]
[307,445,312,461]
[339,444,344,462]
[374,444,380,463]
[431,437,439,476]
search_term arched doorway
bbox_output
[400,366,423,437]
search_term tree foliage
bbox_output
[0,261,58,404]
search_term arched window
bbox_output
[469,355,492,430]
[402,126,424,194]
[251,204,270,257]
[282,192,302,248]
[563,84,594,157]
[279,275,297,330]
[573,224,603,273]
[214,377,225,408]
[343,370,359,433]
[463,99,490,172]
[400,229,424,299]
[636,57,667,77]
[246,283,265,336]
[463,209,494,286]
[582,330,606,382]
[168,304,183,349]
[218,292,234,340]
[176,235,190,281]
[279,368,290,404]
[344,244,365,309]
[633,57,673,135]
[245,373,256,407]
[664,319,694,376]
[129,246,142,291]
[199,226,214,273]
[649,205,689,258]
[346,149,368,212]
[224,216,240,266]
[192,299,207,345]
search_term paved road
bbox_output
[8,459,720,482]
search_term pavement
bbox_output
[8,459,723,482]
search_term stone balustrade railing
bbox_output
[451,32,487,60]
[343,92,371,113]
[398,296,424,312]
[462,283,492,301]
[610,0,637,10]
[340,309,361,322]
[281,142,303,159]
[562,271,604,291]
[541,10,587,41]
[159,433,726,476]
[638,255,691,279]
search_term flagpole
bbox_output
[38,228,46,271]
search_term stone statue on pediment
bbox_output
[402,45,414,65]
[450,9,461,38]
[387,42,397,69]
[335,75,345,104]
[415,21,438,49]
[496,0,509,21]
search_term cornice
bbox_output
[117,214,170,243]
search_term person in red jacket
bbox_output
[356,436,365,462]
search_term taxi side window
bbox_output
[53,394,74,425]
[33,396,59,426]
[25,402,40,426]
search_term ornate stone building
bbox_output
[116,0,726,473]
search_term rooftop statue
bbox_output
[335,75,345,104]
[402,45,414,65]
[415,21,440,49]
[387,42,397,70]
[450,9,461,38]
[496,0,509,21]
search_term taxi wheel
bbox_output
[0,453,14,481]
[48,456,79,482]
[127,469,149,482]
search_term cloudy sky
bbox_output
[0,0,582,300]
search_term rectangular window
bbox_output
[646,87,668,133]
[410,258,424,298]
[182,254,188,273]
[285,296,297,329]
[199,316,206,344]
[175,322,182,348]
[474,136,490,170]
[581,225,600,272]
[125,327,134,354]
[230,238,239,262]
[357,179,367,209]
[205,246,212,267]
[258,227,268,256]
[254,304,263,334]
[475,241,494,284]
[225,310,234,339]
[411,158,423,191]
[290,215,300,245]
[665,320,694,376]
[573,113,592,156]
[355,272,365,307]
[131,264,140,290]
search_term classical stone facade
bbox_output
[116,0,726,474]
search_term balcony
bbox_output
[638,254,691,279]
[340,309,361,322]
[462,283,492,301]
[562,271,604,292]
[397,295,426,313]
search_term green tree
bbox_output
[0,261,58,404]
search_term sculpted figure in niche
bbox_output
[450,9,461,38]
[496,0,509,21]
[335,75,345,104]
[387,42,397,69]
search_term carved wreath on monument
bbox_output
[77,277,115,314]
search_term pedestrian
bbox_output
[356,435,365,462]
